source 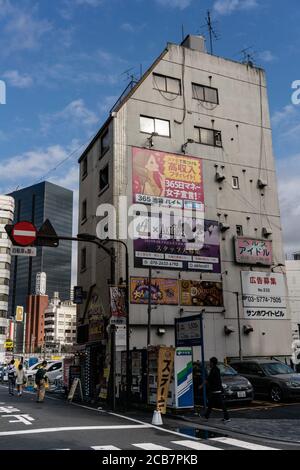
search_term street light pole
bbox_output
[235,292,243,361]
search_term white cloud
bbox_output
[121,23,135,33]
[213,0,258,15]
[258,50,277,63]
[272,105,296,126]
[155,0,192,9]
[75,0,103,5]
[3,70,33,88]
[41,99,99,135]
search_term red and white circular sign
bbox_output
[12,221,37,247]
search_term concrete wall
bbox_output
[286,260,300,341]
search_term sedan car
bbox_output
[26,361,62,384]
[194,362,254,404]
[230,359,300,403]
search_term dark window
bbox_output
[140,116,170,137]
[236,225,243,236]
[0,310,7,318]
[100,129,109,157]
[232,176,240,189]
[82,157,88,180]
[81,200,87,222]
[194,127,222,147]
[192,83,219,104]
[99,165,109,193]
[0,326,6,335]
[81,248,87,271]
[0,247,10,254]
[153,73,181,95]
[0,294,8,302]
[48,363,62,372]
[0,218,10,224]
[0,262,10,270]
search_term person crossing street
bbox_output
[7,360,16,396]
[35,361,48,403]
[201,357,231,423]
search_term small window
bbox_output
[192,83,219,104]
[99,165,109,193]
[81,157,87,180]
[194,127,222,147]
[236,225,243,236]
[140,116,170,137]
[153,73,181,95]
[81,247,87,271]
[81,200,87,222]
[100,129,109,157]
[232,176,239,189]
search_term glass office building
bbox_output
[9,182,73,320]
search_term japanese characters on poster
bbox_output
[157,346,175,415]
[235,237,273,266]
[130,277,179,305]
[180,280,223,307]
[85,285,106,342]
[109,286,126,323]
[241,271,287,320]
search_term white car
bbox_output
[27,361,62,384]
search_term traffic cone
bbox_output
[152,409,163,426]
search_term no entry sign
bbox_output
[12,221,37,247]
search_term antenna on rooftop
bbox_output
[200,10,220,55]
[240,47,256,67]
[121,67,138,84]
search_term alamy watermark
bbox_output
[292,80,300,105]
[0,80,6,105]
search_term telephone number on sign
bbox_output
[243,296,283,304]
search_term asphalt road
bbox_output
[0,385,297,451]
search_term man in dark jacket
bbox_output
[35,361,48,403]
[203,357,230,422]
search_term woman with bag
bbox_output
[15,363,27,397]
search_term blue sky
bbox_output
[0,0,299,261]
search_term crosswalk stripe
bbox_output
[133,443,171,450]
[211,437,279,451]
[92,446,120,450]
[172,440,222,451]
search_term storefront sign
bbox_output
[174,348,194,409]
[130,277,179,305]
[175,315,202,347]
[235,237,273,266]
[241,271,286,309]
[244,308,287,320]
[86,286,106,342]
[132,147,204,210]
[157,347,175,414]
[109,287,126,318]
[180,280,223,307]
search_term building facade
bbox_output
[25,294,49,353]
[77,36,291,389]
[44,292,77,352]
[0,196,14,362]
[9,181,73,317]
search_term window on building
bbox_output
[81,157,88,180]
[153,73,181,95]
[0,247,10,254]
[0,218,9,225]
[0,326,6,335]
[140,116,170,137]
[0,310,7,318]
[0,278,9,286]
[236,225,243,236]
[0,294,8,302]
[194,127,222,147]
[81,247,87,272]
[192,83,219,104]
[232,176,240,189]
[100,129,110,157]
[0,262,10,270]
[81,199,87,222]
[99,165,109,193]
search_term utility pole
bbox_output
[147,267,152,347]
[235,292,243,360]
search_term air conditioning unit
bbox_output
[215,172,226,183]
[262,227,272,238]
[224,325,235,336]
[219,223,230,232]
[258,179,268,189]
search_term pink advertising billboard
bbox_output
[235,237,273,266]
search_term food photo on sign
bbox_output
[180,280,223,307]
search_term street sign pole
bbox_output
[199,312,207,413]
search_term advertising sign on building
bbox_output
[15,306,24,323]
[241,271,287,320]
[130,277,179,305]
[174,348,194,409]
[109,287,126,320]
[175,315,202,347]
[85,286,105,342]
[180,280,223,307]
[235,238,273,266]
[132,147,204,210]
[156,346,175,414]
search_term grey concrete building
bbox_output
[77,35,291,364]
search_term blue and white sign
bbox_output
[175,315,202,347]
[174,348,194,409]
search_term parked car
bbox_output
[0,366,7,382]
[194,362,254,405]
[26,360,62,384]
[230,359,300,403]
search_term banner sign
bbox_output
[235,237,273,266]
[130,277,179,305]
[157,347,175,414]
[174,348,194,409]
[15,306,24,322]
[175,315,202,347]
[180,280,223,307]
[11,246,37,257]
[241,271,287,309]
[86,286,106,342]
[110,287,126,318]
[244,308,287,320]
[134,220,221,273]
[132,147,204,210]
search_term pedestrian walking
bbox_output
[7,360,16,396]
[35,361,48,403]
[201,357,230,423]
[15,363,27,396]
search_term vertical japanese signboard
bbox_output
[109,287,126,324]
[156,346,175,414]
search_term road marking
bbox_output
[92,446,120,450]
[211,437,279,451]
[0,425,150,437]
[133,443,171,450]
[172,440,222,451]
